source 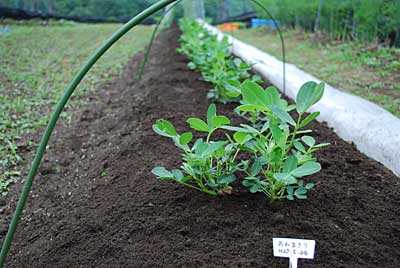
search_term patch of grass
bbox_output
[0,21,152,194]
[229,28,400,117]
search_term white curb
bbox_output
[200,21,400,177]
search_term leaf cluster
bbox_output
[152,104,243,196]
[177,19,262,103]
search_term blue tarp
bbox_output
[251,18,280,28]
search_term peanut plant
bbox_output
[152,104,247,196]
[232,81,329,200]
[177,18,262,103]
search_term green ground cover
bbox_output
[0,20,152,194]
[229,28,400,117]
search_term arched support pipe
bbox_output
[136,0,183,81]
[252,0,286,93]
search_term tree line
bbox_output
[1,0,254,22]
[2,0,399,46]
[256,0,400,46]
[0,0,158,20]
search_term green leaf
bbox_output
[270,121,282,142]
[255,157,270,165]
[207,181,218,188]
[293,140,306,153]
[241,160,250,170]
[283,156,298,173]
[236,104,269,112]
[287,104,296,111]
[251,160,262,176]
[233,132,249,145]
[187,118,210,132]
[273,173,297,184]
[270,147,283,166]
[225,80,241,94]
[287,186,294,195]
[153,119,178,138]
[207,104,217,127]
[291,162,321,178]
[265,86,281,106]
[271,106,296,126]
[188,62,196,70]
[151,167,174,178]
[192,138,204,151]
[171,169,184,180]
[240,124,260,134]
[305,183,314,189]
[295,194,307,200]
[301,136,316,147]
[299,112,320,128]
[179,132,193,145]
[211,115,230,128]
[241,81,269,106]
[295,188,307,195]
[250,184,261,193]
[221,125,255,133]
[202,141,227,156]
[219,174,236,184]
[242,179,255,187]
[296,82,325,113]
[261,121,269,133]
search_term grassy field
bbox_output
[0,20,152,194]
[230,28,400,117]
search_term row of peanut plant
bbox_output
[152,19,329,201]
[176,18,263,103]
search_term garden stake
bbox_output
[0,0,179,266]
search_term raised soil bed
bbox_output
[1,26,399,268]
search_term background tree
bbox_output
[254,0,400,46]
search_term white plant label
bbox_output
[273,238,315,268]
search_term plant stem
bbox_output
[180,182,203,192]
[206,130,214,143]
[286,113,303,154]
[232,148,240,162]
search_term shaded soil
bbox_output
[1,27,400,268]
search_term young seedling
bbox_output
[152,104,245,196]
[229,81,329,201]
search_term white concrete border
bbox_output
[200,21,400,176]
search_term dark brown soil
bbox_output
[1,27,400,268]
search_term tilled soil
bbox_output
[1,26,400,268]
